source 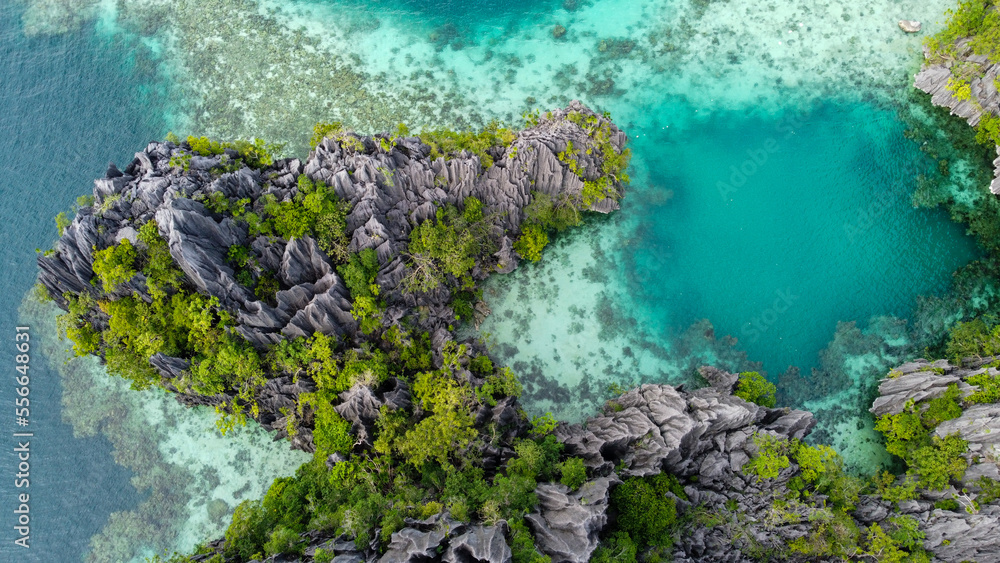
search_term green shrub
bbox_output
[874,401,927,459]
[509,518,551,563]
[337,249,383,334]
[792,442,838,483]
[966,370,1000,403]
[734,371,777,407]
[522,191,581,232]
[945,318,1000,363]
[934,498,961,511]
[590,531,638,563]
[310,121,343,149]
[263,526,305,557]
[398,357,477,468]
[874,472,919,504]
[513,224,549,262]
[310,404,354,456]
[610,475,677,548]
[91,239,138,291]
[743,433,790,480]
[909,434,969,490]
[313,547,334,563]
[419,120,516,170]
[476,366,523,406]
[558,457,588,490]
[924,384,965,424]
[404,198,495,293]
[55,212,71,236]
[224,500,268,560]
[530,412,558,437]
[138,221,184,298]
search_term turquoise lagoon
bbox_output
[2,0,994,559]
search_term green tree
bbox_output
[92,239,138,291]
[513,224,549,262]
[734,371,777,407]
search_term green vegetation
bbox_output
[593,473,682,561]
[55,211,71,236]
[186,135,282,170]
[557,457,588,490]
[213,336,575,560]
[91,238,138,291]
[874,383,971,491]
[733,371,777,407]
[945,318,1000,362]
[743,433,791,480]
[337,249,384,334]
[62,225,267,431]
[564,110,631,206]
[926,1,1000,64]
[251,174,351,263]
[310,121,344,149]
[58,116,644,563]
[513,224,549,262]
[419,120,516,169]
[403,197,495,293]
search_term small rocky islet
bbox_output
[33,9,1000,563]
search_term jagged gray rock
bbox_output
[442,525,512,563]
[526,476,616,563]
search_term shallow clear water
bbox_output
[2,0,992,558]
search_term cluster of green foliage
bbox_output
[731,433,927,561]
[926,0,1000,63]
[591,473,684,562]
[250,174,351,263]
[216,339,569,561]
[310,121,344,149]
[337,249,384,334]
[564,110,632,206]
[512,191,583,263]
[513,224,549,262]
[419,120,516,169]
[475,366,523,406]
[733,371,777,407]
[64,223,267,431]
[404,197,495,293]
[226,244,279,305]
[874,385,970,490]
[945,318,1000,362]
[185,135,282,170]
[743,433,791,480]
[91,238,138,291]
[55,211,71,236]
[966,369,1000,403]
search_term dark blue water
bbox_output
[0,3,165,560]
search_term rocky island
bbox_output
[34,12,1000,559]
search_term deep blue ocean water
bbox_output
[0,2,165,561]
[0,0,989,559]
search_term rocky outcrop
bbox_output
[914,39,1000,194]
[870,357,1000,562]
[38,102,627,440]
[526,477,617,563]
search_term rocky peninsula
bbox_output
[35,87,1000,563]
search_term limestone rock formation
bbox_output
[870,357,1000,562]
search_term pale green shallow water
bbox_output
[1,0,992,559]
